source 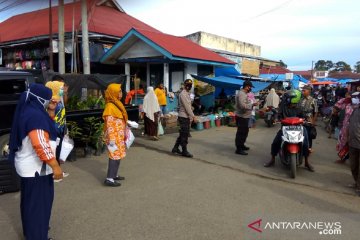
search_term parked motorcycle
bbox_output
[279,117,305,178]
[264,106,277,127]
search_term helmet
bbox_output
[284,89,301,104]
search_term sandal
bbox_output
[347,183,357,189]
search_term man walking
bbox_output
[172,79,196,158]
[235,80,257,155]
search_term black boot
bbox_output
[181,146,193,158]
[172,142,182,155]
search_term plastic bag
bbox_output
[59,134,74,162]
[158,122,164,136]
[125,128,135,149]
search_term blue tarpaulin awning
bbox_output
[191,74,272,93]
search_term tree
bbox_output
[332,61,352,72]
[354,61,360,73]
[314,60,333,71]
[279,60,287,68]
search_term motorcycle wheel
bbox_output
[290,153,297,179]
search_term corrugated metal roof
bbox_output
[135,29,234,65]
[101,28,235,66]
[0,0,160,44]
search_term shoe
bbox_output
[54,178,63,183]
[63,172,69,177]
[235,150,248,155]
[114,176,125,181]
[172,147,182,155]
[264,160,275,167]
[241,146,250,151]
[104,179,121,187]
[182,151,193,158]
[347,183,357,189]
[308,148,313,153]
[305,164,315,172]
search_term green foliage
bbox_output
[332,61,352,72]
[314,60,333,71]
[66,121,83,140]
[66,95,105,111]
[354,61,360,73]
[82,117,104,151]
[279,60,287,68]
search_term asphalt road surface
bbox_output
[1,121,359,240]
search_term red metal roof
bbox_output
[292,70,312,80]
[135,29,234,65]
[0,1,160,43]
[259,65,291,74]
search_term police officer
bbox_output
[172,79,196,158]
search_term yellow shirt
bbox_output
[154,88,167,106]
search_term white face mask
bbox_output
[26,90,50,109]
[352,98,360,105]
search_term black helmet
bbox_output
[243,80,254,88]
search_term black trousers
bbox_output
[21,173,54,240]
[271,128,310,157]
[235,117,249,151]
[304,125,313,148]
[349,147,360,187]
[175,117,190,149]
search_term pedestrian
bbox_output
[299,85,318,153]
[336,92,359,163]
[45,80,69,181]
[172,79,196,158]
[143,87,161,140]
[102,83,128,187]
[235,80,258,155]
[154,83,167,115]
[348,92,360,196]
[8,83,63,240]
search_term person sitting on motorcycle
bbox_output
[264,89,314,172]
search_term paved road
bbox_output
[1,121,359,240]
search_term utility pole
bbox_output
[81,0,90,74]
[58,0,65,74]
[49,0,53,70]
[311,60,314,82]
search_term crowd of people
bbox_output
[6,77,360,239]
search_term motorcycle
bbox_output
[279,117,305,178]
[264,106,277,127]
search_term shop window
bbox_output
[197,64,213,76]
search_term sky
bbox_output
[1,0,359,70]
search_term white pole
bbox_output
[125,63,130,92]
[58,0,65,74]
[81,0,90,74]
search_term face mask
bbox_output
[352,98,360,105]
[26,90,50,109]
[59,88,64,97]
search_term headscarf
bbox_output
[8,83,57,164]
[103,83,128,122]
[143,87,161,122]
[45,81,64,101]
[265,88,280,108]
